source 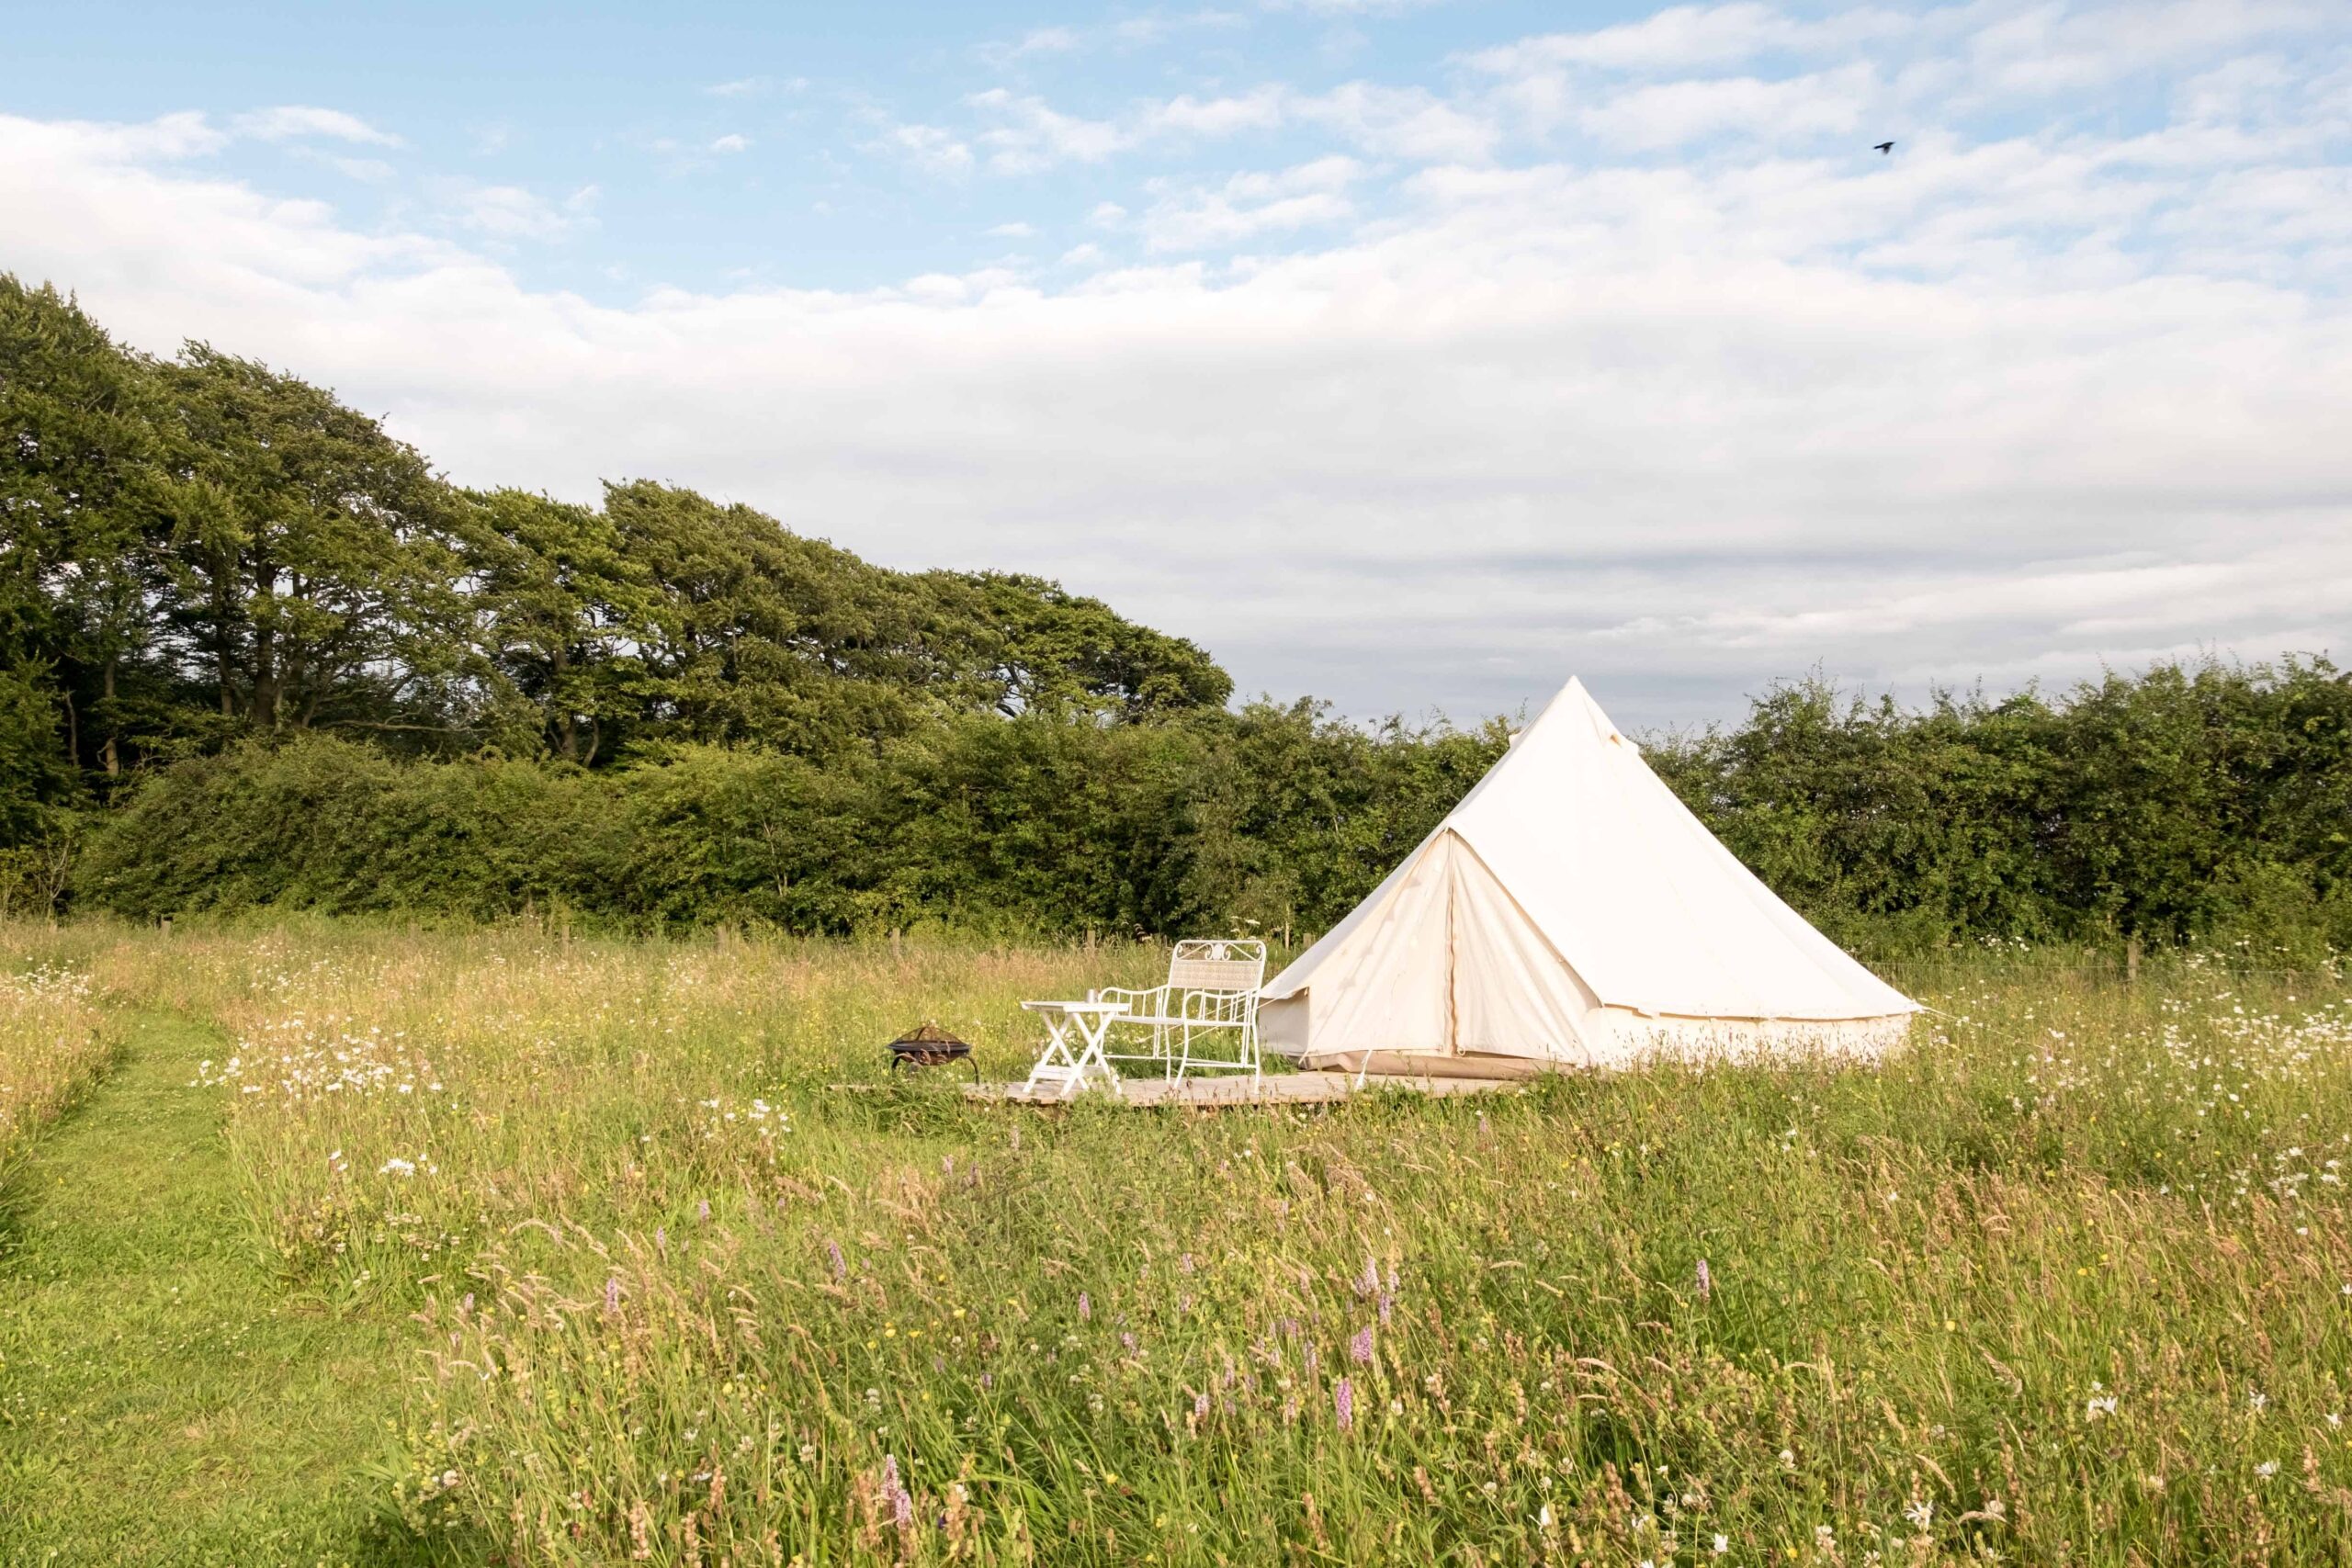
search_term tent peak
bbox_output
[1521,673,1627,749]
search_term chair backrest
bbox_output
[1166,938,1266,994]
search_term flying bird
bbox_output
[1874,141,1895,154]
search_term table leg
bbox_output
[1023,1014,1076,1098]
[1021,1010,1127,1100]
[1073,1013,1122,1097]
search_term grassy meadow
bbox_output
[0,954,116,1173]
[3,922,2350,1565]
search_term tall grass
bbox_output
[163,925,1159,1288]
[13,921,2352,1562]
[0,925,117,1172]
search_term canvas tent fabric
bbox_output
[1259,677,1919,1072]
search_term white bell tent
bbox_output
[1259,676,1918,1075]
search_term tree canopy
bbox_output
[6,272,2348,955]
[0,276,1230,790]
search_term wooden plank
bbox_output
[961,1071,1525,1109]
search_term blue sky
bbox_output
[7,0,1755,297]
[4,1,2348,727]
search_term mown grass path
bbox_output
[0,1012,435,1566]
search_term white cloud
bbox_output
[1577,64,1876,149]
[1960,0,2330,101]
[710,133,752,153]
[969,90,1134,172]
[987,220,1037,238]
[304,152,398,183]
[951,79,1497,174]
[230,105,402,147]
[881,122,974,175]
[706,77,767,97]
[0,111,454,299]
[435,180,599,240]
[1464,1,2329,145]
[1233,153,1363,197]
[6,4,2350,723]
[983,13,1247,61]
[1294,81,1499,162]
[1147,189,1353,251]
[1114,10,1250,46]
[1148,87,1289,138]
[1143,157,1364,250]
[983,25,1083,63]
[1470,4,1855,75]
[1262,0,1452,13]
[12,111,229,163]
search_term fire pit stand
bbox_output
[888,1021,979,1083]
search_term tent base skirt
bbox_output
[1285,1012,1916,1078]
[1609,1010,1916,1063]
[1298,1050,1547,1080]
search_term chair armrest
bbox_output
[1180,987,1256,1023]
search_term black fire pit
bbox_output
[888,1021,978,1082]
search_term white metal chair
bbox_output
[1094,939,1267,1083]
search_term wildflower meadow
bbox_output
[0,956,113,1173]
[3,919,2350,1565]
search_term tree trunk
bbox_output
[254,639,279,728]
[554,646,577,761]
[284,573,316,728]
[216,572,236,718]
[61,687,78,767]
[100,657,119,774]
[252,562,280,728]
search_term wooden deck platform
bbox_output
[964,1070,1526,1109]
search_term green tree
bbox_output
[155,346,461,731]
[0,661,71,844]
[0,276,176,779]
[924,571,1234,721]
[459,488,665,762]
[2040,659,2352,944]
[605,479,946,754]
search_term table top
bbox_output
[1020,998,1129,1015]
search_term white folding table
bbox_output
[1018,999,1129,1100]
